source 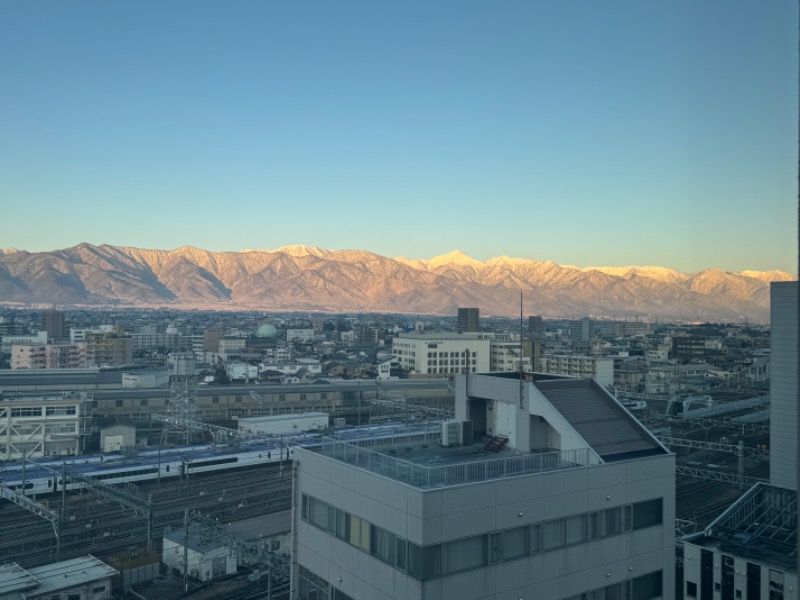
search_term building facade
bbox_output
[392,333,490,376]
[539,354,614,387]
[84,333,133,367]
[11,343,86,370]
[0,393,90,460]
[769,282,797,491]
[457,308,480,333]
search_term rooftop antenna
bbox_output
[519,290,524,409]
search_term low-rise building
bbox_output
[1,332,48,354]
[286,328,315,343]
[237,412,328,437]
[540,354,614,387]
[11,343,87,370]
[162,528,237,582]
[0,555,117,600]
[0,393,90,460]
[121,370,169,388]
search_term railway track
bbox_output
[0,462,293,568]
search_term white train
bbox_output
[0,421,440,496]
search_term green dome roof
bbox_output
[256,323,278,338]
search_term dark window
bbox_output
[721,555,734,599]
[633,571,662,600]
[687,581,698,598]
[701,550,714,600]
[633,498,662,529]
[747,563,761,600]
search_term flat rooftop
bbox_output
[315,431,591,490]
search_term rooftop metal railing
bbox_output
[317,434,592,490]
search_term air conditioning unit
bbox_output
[440,421,460,447]
[440,420,474,447]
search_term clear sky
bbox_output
[1,0,796,273]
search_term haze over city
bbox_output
[1,0,797,273]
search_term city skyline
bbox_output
[1,0,797,273]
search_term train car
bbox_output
[0,420,441,496]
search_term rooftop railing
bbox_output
[317,434,592,490]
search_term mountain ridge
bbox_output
[0,244,792,322]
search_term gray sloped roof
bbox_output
[0,562,38,594]
[534,379,665,461]
[25,555,118,595]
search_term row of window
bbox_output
[301,494,663,581]
[562,570,663,600]
[7,406,78,418]
[45,423,77,434]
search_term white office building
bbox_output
[540,354,614,387]
[292,372,674,599]
[392,333,490,376]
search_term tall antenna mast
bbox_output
[519,290,524,409]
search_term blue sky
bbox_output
[1,1,796,273]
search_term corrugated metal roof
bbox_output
[535,379,664,461]
[0,562,38,594]
[26,555,118,594]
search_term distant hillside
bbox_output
[0,244,792,322]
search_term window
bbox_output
[371,526,396,564]
[503,526,529,560]
[442,535,486,574]
[632,499,662,530]
[11,407,41,417]
[140,398,148,407]
[46,406,77,416]
[565,514,586,545]
[530,523,542,553]
[686,581,697,598]
[309,497,327,529]
[605,506,623,536]
[632,571,662,600]
[543,519,565,550]
[115,399,123,408]
[395,537,408,570]
[212,396,219,404]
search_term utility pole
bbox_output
[183,509,190,591]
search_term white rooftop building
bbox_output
[0,555,117,600]
[292,372,674,599]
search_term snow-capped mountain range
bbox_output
[0,244,792,322]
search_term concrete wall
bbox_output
[770,282,797,490]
